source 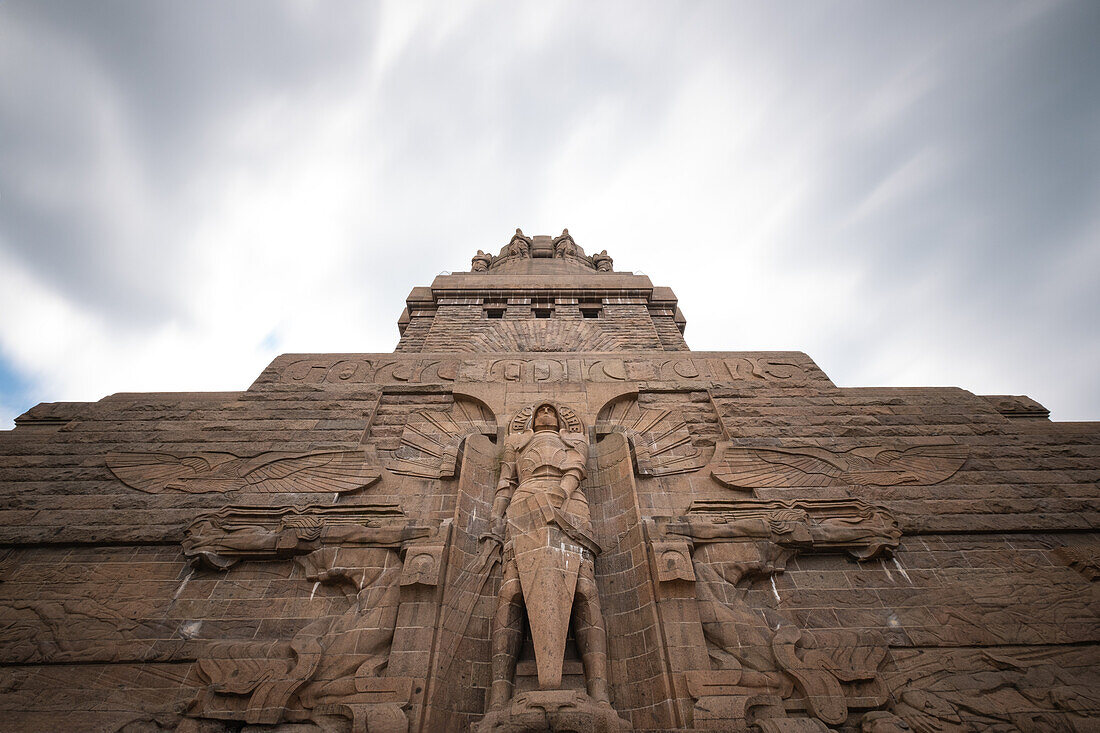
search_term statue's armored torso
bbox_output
[505,428,591,539]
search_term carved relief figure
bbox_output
[182,506,431,730]
[591,249,613,272]
[472,250,493,272]
[883,647,1100,731]
[552,228,578,258]
[507,228,532,258]
[486,404,611,712]
[661,499,901,728]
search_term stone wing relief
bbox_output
[708,440,967,491]
[387,396,497,479]
[655,498,901,729]
[596,394,712,476]
[106,449,381,495]
[182,504,436,730]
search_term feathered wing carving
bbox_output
[709,441,968,491]
[387,397,497,479]
[106,450,381,495]
[237,451,382,493]
[597,395,710,476]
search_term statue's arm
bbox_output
[561,433,589,501]
[489,444,517,538]
[560,468,583,501]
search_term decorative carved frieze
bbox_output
[388,396,497,479]
[597,394,712,476]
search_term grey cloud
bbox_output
[0,0,1097,421]
[16,1,375,174]
[0,1,376,323]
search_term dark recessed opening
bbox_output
[533,308,553,319]
[486,308,505,319]
[581,308,600,319]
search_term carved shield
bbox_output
[513,524,584,690]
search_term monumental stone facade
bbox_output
[1,230,1098,732]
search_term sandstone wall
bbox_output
[0,350,1096,732]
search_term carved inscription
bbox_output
[273,355,826,386]
[107,449,382,495]
[724,357,807,382]
[509,402,582,435]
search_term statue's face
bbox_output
[533,405,559,431]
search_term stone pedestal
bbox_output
[475,690,632,733]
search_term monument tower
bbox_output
[1,230,1097,732]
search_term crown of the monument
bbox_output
[470,228,613,273]
[395,228,685,352]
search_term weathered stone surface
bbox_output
[1,231,1097,731]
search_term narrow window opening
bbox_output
[533,308,553,319]
[486,308,505,319]
[581,308,600,319]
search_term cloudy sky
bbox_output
[1,1,1098,428]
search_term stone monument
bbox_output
[0,230,1097,732]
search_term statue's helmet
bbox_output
[532,403,561,431]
